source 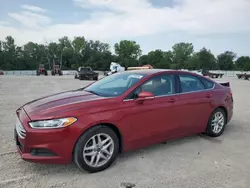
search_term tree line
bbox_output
[0,35,250,71]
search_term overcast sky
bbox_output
[0,0,249,56]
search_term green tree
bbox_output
[187,53,199,70]
[187,48,216,70]
[0,35,248,71]
[172,42,194,69]
[217,51,236,70]
[235,56,250,71]
[114,40,142,67]
[144,50,172,68]
[138,55,149,65]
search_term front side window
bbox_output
[179,74,205,93]
[84,72,146,97]
[128,74,176,99]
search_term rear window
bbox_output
[80,68,91,71]
[200,77,215,89]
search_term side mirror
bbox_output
[136,91,155,102]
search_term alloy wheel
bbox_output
[83,133,114,168]
[211,111,225,134]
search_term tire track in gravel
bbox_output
[0,152,80,187]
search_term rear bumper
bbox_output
[226,98,233,123]
[227,106,233,123]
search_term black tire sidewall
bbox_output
[206,108,226,137]
[74,126,119,173]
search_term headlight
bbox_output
[29,117,77,129]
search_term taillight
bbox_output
[229,90,233,101]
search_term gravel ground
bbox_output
[0,75,249,188]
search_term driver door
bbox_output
[122,73,181,150]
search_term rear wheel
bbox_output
[205,108,226,137]
[73,126,119,173]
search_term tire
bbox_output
[94,76,98,81]
[73,125,119,173]
[205,108,227,137]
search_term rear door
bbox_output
[176,73,214,134]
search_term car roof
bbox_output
[124,69,198,76]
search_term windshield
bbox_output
[84,72,146,97]
[80,68,91,72]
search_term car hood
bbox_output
[22,89,107,120]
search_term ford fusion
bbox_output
[14,69,233,173]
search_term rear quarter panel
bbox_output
[210,84,233,121]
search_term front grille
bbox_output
[16,118,26,139]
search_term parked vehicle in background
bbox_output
[75,67,98,80]
[127,64,153,71]
[51,65,63,76]
[105,62,125,76]
[198,69,224,78]
[105,63,153,76]
[36,64,48,76]
[0,70,4,75]
[14,69,233,173]
[236,73,250,80]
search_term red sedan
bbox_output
[14,69,233,173]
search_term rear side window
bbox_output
[200,77,215,89]
[179,74,205,93]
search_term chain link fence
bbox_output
[209,70,250,77]
[2,70,105,76]
[2,70,250,77]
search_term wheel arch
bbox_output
[213,106,228,122]
[72,122,123,159]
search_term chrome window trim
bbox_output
[123,80,215,102]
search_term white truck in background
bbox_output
[105,62,125,76]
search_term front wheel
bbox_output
[205,108,227,137]
[73,126,119,173]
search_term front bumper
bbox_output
[14,108,77,164]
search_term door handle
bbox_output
[168,98,176,103]
[205,94,212,98]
